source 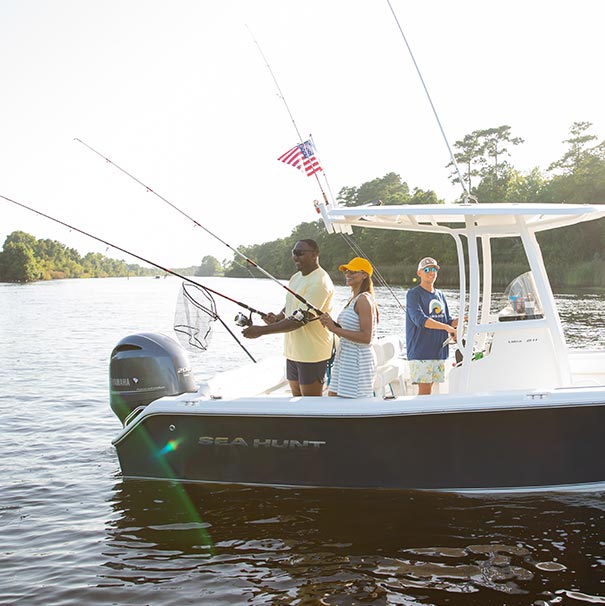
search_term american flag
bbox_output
[277,140,323,177]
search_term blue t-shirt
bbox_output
[405,285,452,360]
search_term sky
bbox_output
[1,0,603,268]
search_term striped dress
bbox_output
[328,293,377,398]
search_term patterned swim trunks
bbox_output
[409,359,445,384]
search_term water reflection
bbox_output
[103,480,605,604]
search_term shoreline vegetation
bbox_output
[2,121,604,288]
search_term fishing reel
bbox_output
[234,312,252,327]
[291,309,307,323]
[289,308,318,324]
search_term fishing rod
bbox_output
[246,25,331,209]
[340,232,406,311]
[247,28,407,314]
[0,193,261,363]
[385,0,471,202]
[74,137,327,318]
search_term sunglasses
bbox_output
[422,267,438,273]
[292,249,313,256]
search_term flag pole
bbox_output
[246,25,331,206]
[309,133,335,207]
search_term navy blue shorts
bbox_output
[286,359,328,385]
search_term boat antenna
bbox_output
[385,0,473,202]
[0,192,260,362]
[74,139,327,317]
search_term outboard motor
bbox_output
[109,332,197,423]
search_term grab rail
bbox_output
[124,406,146,427]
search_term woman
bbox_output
[319,257,378,398]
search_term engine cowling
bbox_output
[109,332,196,423]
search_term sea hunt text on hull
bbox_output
[198,437,327,449]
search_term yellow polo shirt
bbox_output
[284,267,334,363]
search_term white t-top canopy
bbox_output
[319,202,605,237]
[318,200,605,393]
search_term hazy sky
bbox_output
[1,0,603,267]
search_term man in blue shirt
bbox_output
[406,257,459,395]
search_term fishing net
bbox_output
[173,282,218,352]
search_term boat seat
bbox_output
[373,336,407,397]
[569,349,605,386]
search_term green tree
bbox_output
[548,121,601,175]
[447,131,484,193]
[449,126,525,203]
[478,125,524,179]
[543,121,605,204]
[409,187,441,205]
[0,231,156,282]
[337,172,413,206]
[0,241,42,282]
[4,230,38,250]
[196,255,222,276]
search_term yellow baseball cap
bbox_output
[339,257,373,276]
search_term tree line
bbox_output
[4,121,604,287]
[0,231,158,282]
[208,121,605,289]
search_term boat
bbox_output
[109,201,605,492]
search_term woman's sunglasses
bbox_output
[422,267,438,273]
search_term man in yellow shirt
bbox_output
[242,239,334,396]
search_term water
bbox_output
[1,277,604,605]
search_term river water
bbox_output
[0,276,604,605]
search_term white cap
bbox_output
[417,257,440,271]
